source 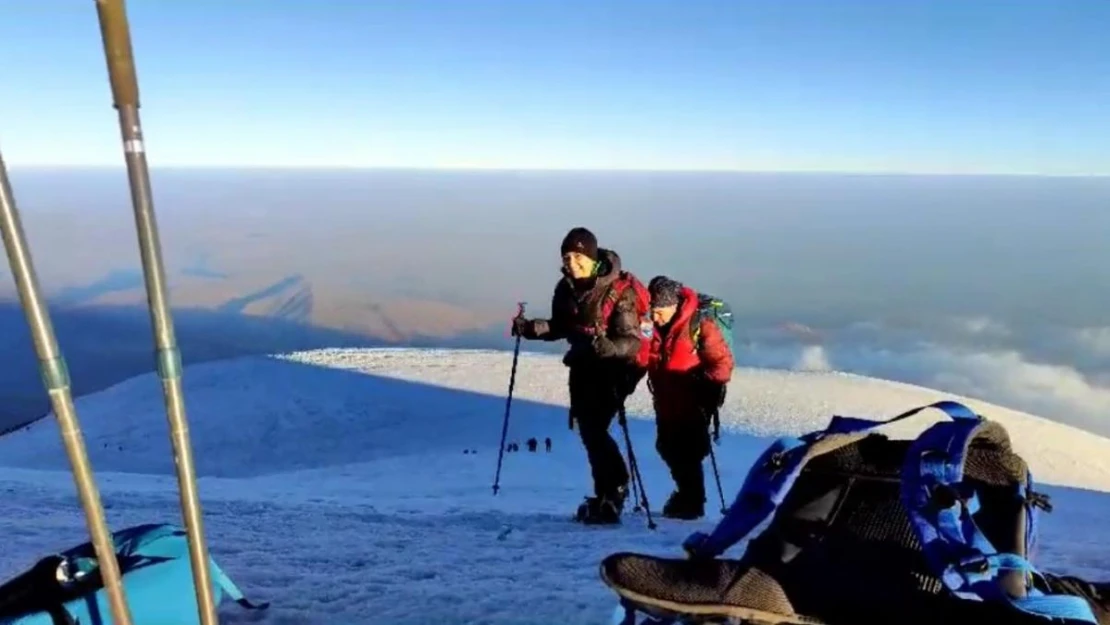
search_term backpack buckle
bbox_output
[1027,490,1054,513]
[957,557,992,575]
[928,483,966,510]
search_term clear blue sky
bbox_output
[1,0,1108,173]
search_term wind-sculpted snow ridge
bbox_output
[0,346,1107,490]
[282,347,1110,492]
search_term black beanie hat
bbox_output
[560,227,599,261]
[649,276,683,308]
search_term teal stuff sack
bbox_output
[0,523,268,625]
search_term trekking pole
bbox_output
[617,406,656,530]
[707,409,727,514]
[627,450,642,514]
[0,149,134,625]
[493,302,526,495]
[93,2,217,624]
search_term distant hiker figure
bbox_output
[512,227,652,525]
[527,438,538,452]
[645,276,734,520]
[545,437,552,452]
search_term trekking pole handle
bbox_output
[515,301,526,318]
[96,0,140,109]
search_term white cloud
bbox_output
[923,349,1110,434]
[794,345,832,372]
[1074,327,1110,357]
[953,316,1011,337]
[773,342,1110,436]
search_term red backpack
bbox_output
[598,271,653,369]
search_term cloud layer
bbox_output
[738,319,1110,437]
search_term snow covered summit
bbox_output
[0,347,1107,490]
[0,347,1106,624]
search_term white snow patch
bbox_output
[0,346,1105,625]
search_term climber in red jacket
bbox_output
[646,276,734,520]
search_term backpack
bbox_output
[0,523,268,625]
[600,270,653,370]
[689,292,735,356]
[604,401,1099,625]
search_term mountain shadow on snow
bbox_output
[0,301,510,433]
[0,354,579,478]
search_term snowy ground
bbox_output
[0,347,1107,624]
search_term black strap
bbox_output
[47,604,76,625]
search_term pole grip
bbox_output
[95,0,140,109]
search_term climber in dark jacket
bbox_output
[512,227,649,524]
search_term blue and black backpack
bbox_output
[0,523,267,625]
[602,401,1103,625]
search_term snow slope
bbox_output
[0,347,1106,625]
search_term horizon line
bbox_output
[4,164,1108,179]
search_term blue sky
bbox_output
[1,0,1108,173]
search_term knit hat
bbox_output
[560,227,599,261]
[648,276,683,308]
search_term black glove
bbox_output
[693,369,726,409]
[511,316,530,338]
[592,334,618,358]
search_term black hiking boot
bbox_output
[575,485,627,525]
[661,490,705,521]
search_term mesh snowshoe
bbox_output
[600,401,1103,625]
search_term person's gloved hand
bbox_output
[682,531,713,559]
[693,369,726,408]
[592,333,618,358]
[510,316,530,338]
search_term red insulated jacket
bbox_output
[647,286,734,425]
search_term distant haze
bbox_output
[2,168,1108,435]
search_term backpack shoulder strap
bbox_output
[901,419,1097,623]
[210,559,270,611]
[686,400,979,559]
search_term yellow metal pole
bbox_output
[93,1,218,623]
[0,149,134,625]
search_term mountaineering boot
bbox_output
[661,461,706,520]
[661,490,705,520]
[576,484,628,525]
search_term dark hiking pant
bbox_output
[568,362,638,498]
[656,416,711,502]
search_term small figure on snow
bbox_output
[545,437,552,452]
[526,438,538,452]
